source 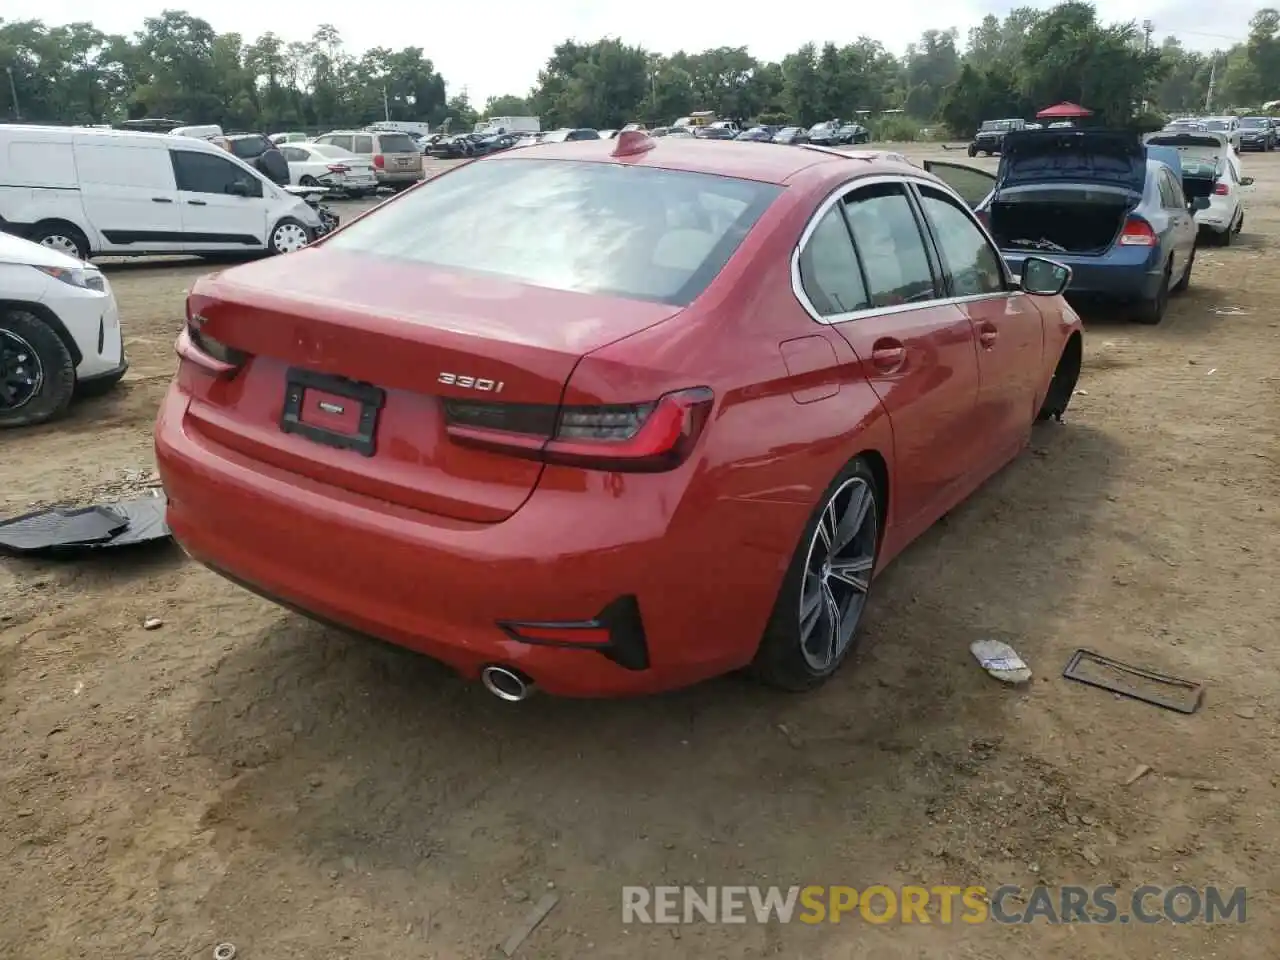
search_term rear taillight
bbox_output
[178,307,248,376]
[1118,217,1157,246]
[1213,182,1229,196]
[373,154,385,168]
[327,163,350,173]
[443,387,714,472]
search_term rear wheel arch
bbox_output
[854,447,890,534]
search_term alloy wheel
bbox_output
[798,476,878,672]
[0,329,43,411]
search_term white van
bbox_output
[0,125,323,261]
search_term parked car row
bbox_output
[926,126,1252,324]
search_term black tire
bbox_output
[29,221,90,262]
[1234,212,1244,235]
[1217,225,1233,247]
[1135,259,1172,325]
[299,175,319,187]
[967,145,977,157]
[0,309,77,428]
[752,457,882,691]
[1172,247,1194,294]
[1036,334,1081,422]
[268,217,311,255]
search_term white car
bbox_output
[0,124,323,260]
[0,231,126,427]
[277,142,378,197]
[1144,131,1251,244]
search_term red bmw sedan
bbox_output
[155,133,1083,700]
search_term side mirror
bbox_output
[1241,176,1255,186]
[1021,256,1072,297]
[227,180,252,197]
[1191,196,1211,211]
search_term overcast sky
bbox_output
[5,0,1263,104]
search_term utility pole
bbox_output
[1143,19,1153,51]
[382,85,390,122]
[5,66,19,121]
[1205,58,1217,112]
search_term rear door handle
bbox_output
[870,338,906,374]
[151,197,173,203]
[187,200,207,206]
[979,323,999,348]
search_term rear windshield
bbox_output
[323,157,781,306]
[1203,120,1231,131]
[378,133,418,153]
[228,137,265,159]
[1240,118,1267,128]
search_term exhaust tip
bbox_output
[481,665,533,702]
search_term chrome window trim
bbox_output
[791,173,1020,326]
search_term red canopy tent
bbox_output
[1036,102,1093,120]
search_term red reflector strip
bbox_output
[505,624,612,646]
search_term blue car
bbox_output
[924,129,1207,324]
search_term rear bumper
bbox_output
[375,170,425,185]
[1003,248,1164,300]
[154,385,786,697]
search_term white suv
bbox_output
[0,232,126,427]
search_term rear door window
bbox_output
[322,157,781,306]
[841,183,939,307]
[280,146,308,162]
[319,134,353,151]
[353,135,374,154]
[797,208,869,315]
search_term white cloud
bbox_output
[4,0,1260,104]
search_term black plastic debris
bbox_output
[1062,648,1204,714]
[0,494,171,557]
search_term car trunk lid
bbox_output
[997,129,1147,194]
[181,247,682,523]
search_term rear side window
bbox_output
[353,135,374,154]
[280,146,308,162]
[797,208,869,315]
[323,157,781,306]
[171,150,263,197]
[842,183,938,307]
[377,134,417,153]
[320,135,353,151]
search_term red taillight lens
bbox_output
[1213,182,1229,196]
[1118,217,1157,246]
[373,154,385,168]
[444,387,715,472]
[177,307,248,376]
[326,163,350,173]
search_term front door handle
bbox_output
[870,338,906,374]
[151,197,173,203]
[978,323,998,348]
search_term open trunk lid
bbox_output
[182,247,682,523]
[997,129,1147,194]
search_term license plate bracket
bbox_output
[281,367,384,457]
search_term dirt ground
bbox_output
[2,144,1278,960]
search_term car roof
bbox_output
[497,137,893,185]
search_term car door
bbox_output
[913,181,1045,464]
[921,161,998,209]
[169,149,269,252]
[73,140,186,253]
[797,180,982,536]
[1155,167,1195,275]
